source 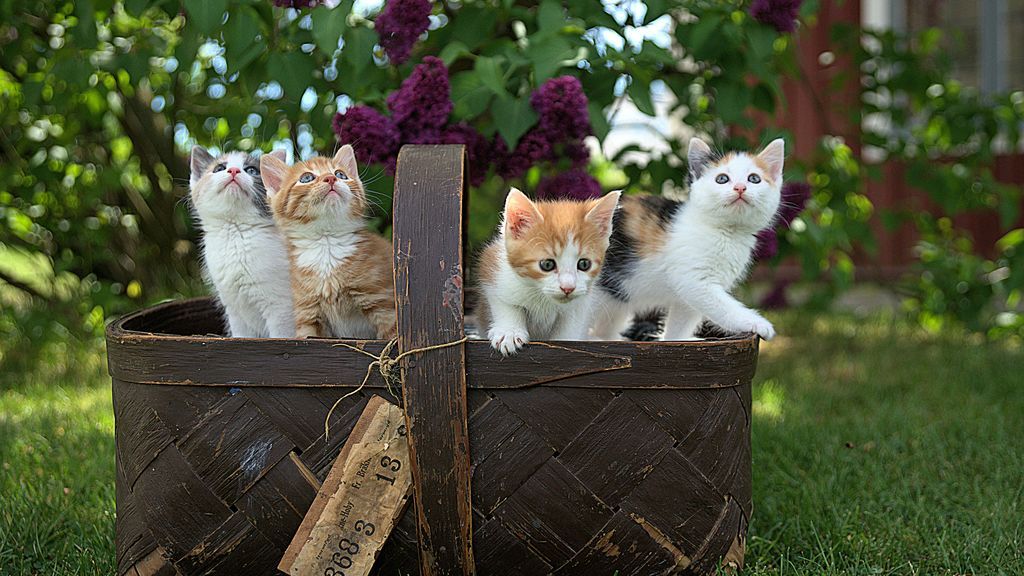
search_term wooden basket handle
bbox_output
[392,144,474,575]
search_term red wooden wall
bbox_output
[779,0,1024,279]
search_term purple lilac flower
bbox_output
[443,123,492,186]
[332,105,400,167]
[753,228,779,262]
[749,0,803,34]
[375,0,432,65]
[564,141,591,168]
[531,76,592,141]
[535,169,602,201]
[777,181,811,227]
[386,56,452,140]
[497,131,551,180]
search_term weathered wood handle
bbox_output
[392,145,475,575]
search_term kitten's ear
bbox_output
[757,138,785,182]
[586,191,620,238]
[687,138,714,181]
[260,154,289,198]
[267,149,288,163]
[333,144,359,178]
[503,188,542,240]
[190,146,214,188]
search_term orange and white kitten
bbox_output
[477,188,620,355]
[260,145,396,339]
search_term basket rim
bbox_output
[107,296,759,349]
[105,297,759,391]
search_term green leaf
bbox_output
[492,96,538,149]
[644,0,667,23]
[474,56,507,97]
[343,26,375,73]
[74,0,97,48]
[997,229,1024,252]
[752,83,775,113]
[537,0,563,34]
[184,0,227,35]
[312,2,350,55]
[450,72,493,119]
[588,101,610,141]
[627,78,655,116]
[446,6,497,52]
[268,52,315,99]
[526,35,574,84]
[439,41,470,66]
[713,80,749,123]
[124,0,150,16]
[685,14,721,60]
[225,8,260,62]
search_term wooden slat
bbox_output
[106,298,758,391]
[392,144,475,575]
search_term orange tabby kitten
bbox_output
[260,145,396,339]
[477,188,620,355]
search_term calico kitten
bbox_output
[260,145,396,340]
[189,147,296,338]
[590,138,784,341]
[477,188,620,355]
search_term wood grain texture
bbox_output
[392,144,475,575]
[106,297,756,390]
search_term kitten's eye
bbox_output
[299,172,315,183]
[213,163,227,173]
[576,258,592,272]
[715,174,729,184]
[244,166,259,176]
[748,173,762,184]
[335,170,349,180]
[539,259,556,272]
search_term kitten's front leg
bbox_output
[293,292,326,338]
[551,303,591,341]
[225,309,258,338]
[486,299,530,356]
[588,290,630,340]
[266,308,297,339]
[677,283,775,340]
[662,303,702,341]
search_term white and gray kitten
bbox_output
[189,147,296,338]
[588,138,784,341]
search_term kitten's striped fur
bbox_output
[261,145,396,340]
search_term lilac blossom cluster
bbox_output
[505,76,599,200]
[749,0,803,34]
[375,0,433,65]
[332,58,599,196]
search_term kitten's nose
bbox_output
[323,174,337,184]
[733,183,747,195]
[227,167,240,177]
[560,285,575,296]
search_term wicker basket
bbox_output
[107,145,757,576]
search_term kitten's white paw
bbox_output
[489,327,530,356]
[724,312,776,340]
[751,317,776,340]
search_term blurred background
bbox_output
[1,1,1023,574]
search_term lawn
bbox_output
[1,311,1022,575]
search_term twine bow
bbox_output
[324,336,468,439]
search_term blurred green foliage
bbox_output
[1,0,1022,354]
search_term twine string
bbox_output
[324,336,468,439]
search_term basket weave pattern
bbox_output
[114,373,750,575]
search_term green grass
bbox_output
[1,311,1022,575]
